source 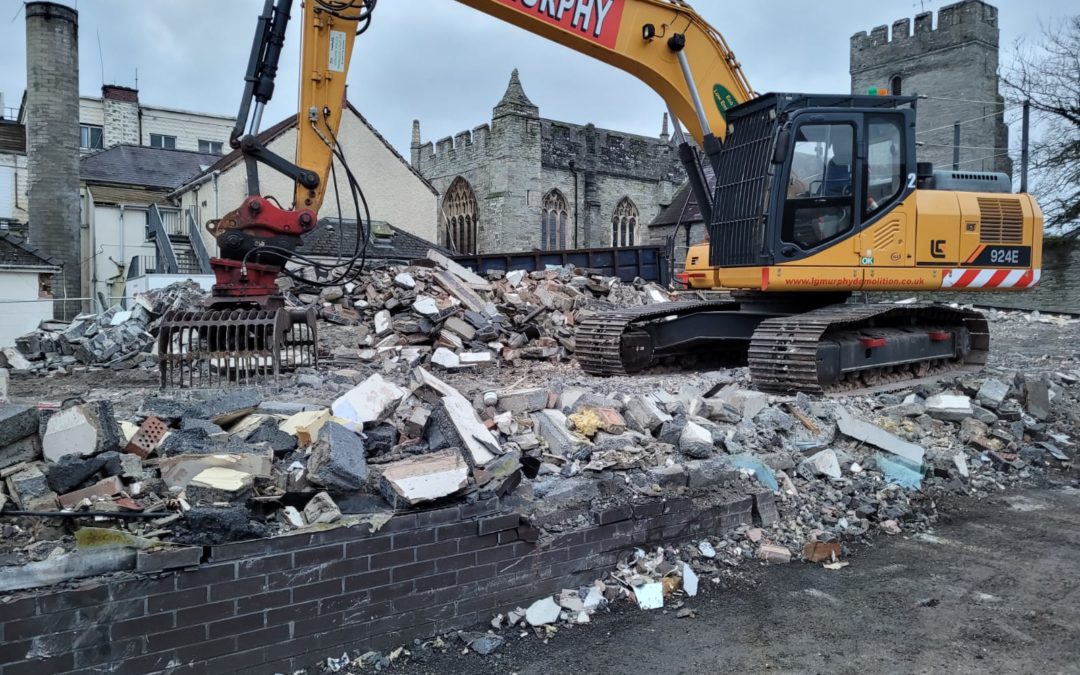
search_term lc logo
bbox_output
[930,240,946,259]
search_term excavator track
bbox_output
[748,303,989,394]
[576,300,738,376]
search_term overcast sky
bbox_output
[1,0,1073,157]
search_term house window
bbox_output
[198,139,223,154]
[890,75,903,96]
[541,190,569,250]
[79,124,103,150]
[611,197,638,247]
[442,176,478,254]
[150,134,177,150]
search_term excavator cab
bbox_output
[708,93,917,270]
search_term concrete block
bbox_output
[378,448,468,508]
[307,422,368,491]
[835,408,925,464]
[976,379,1010,409]
[332,373,407,431]
[679,420,715,459]
[533,409,585,458]
[1024,376,1052,421]
[186,467,255,504]
[625,395,672,434]
[427,395,499,467]
[5,464,53,509]
[924,394,974,422]
[42,401,121,463]
[188,390,261,426]
[685,458,737,488]
[496,388,549,414]
[0,404,39,448]
[303,492,342,525]
[0,435,42,472]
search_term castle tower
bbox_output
[850,0,1011,176]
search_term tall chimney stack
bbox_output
[25,2,81,319]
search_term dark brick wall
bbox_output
[0,494,753,675]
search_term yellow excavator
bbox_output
[159,0,1043,393]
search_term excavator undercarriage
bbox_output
[576,295,988,394]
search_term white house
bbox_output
[172,102,439,254]
[0,120,28,228]
[0,231,60,347]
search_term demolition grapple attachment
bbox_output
[158,306,317,388]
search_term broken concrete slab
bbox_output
[976,379,1010,409]
[46,453,112,494]
[426,248,492,291]
[0,403,39,449]
[679,420,715,459]
[159,449,274,491]
[924,394,974,422]
[525,596,561,626]
[378,448,469,508]
[188,390,261,426]
[835,407,925,465]
[42,401,121,463]
[307,422,368,491]
[5,463,54,509]
[624,395,672,434]
[332,374,407,431]
[303,491,342,525]
[427,395,499,467]
[1025,376,1052,421]
[0,547,136,592]
[495,388,549,414]
[533,409,586,458]
[431,347,462,370]
[0,435,42,473]
[798,449,842,479]
[713,388,770,421]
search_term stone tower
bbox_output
[25,2,82,318]
[850,0,1012,176]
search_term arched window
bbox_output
[442,176,478,254]
[890,75,903,96]
[611,197,638,247]
[541,189,569,250]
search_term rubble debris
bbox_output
[159,449,274,490]
[304,492,342,525]
[186,467,254,503]
[758,544,792,563]
[525,596,561,626]
[1024,376,1052,420]
[57,476,123,508]
[427,395,500,467]
[835,408,925,465]
[924,394,974,422]
[0,404,41,470]
[332,374,407,431]
[307,422,368,491]
[42,401,121,463]
[125,416,169,459]
[378,448,468,508]
[279,409,331,447]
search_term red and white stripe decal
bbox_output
[942,268,1041,289]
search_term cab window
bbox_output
[865,116,904,218]
[782,123,855,250]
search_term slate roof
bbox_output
[649,165,716,227]
[0,231,61,270]
[0,121,25,154]
[80,145,219,190]
[297,218,449,263]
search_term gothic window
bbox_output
[890,75,903,96]
[541,189,569,250]
[611,197,638,247]
[442,176,478,254]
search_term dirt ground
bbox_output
[385,478,1080,675]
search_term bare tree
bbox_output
[1002,17,1080,234]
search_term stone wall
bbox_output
[0,492,761,675]
[414,71,682,254]
[850,0,1012,176]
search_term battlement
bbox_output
[541,119,680,180]
[851,0,998,71]
[415,124,492,170]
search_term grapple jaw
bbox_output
[158,307,317,388]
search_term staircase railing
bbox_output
[186,210,213,274]
[148,204,178,274]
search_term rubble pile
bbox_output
[1,281,206,375]
[293,249,672,370]
[0,352,1075,580]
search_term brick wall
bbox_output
[0,493,756,675]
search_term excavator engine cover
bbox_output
[158,307,317,388]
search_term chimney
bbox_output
[25,2,82,319]
[102,84,140,147]
[410,119,421,165]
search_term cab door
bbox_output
[856,114,914,267]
